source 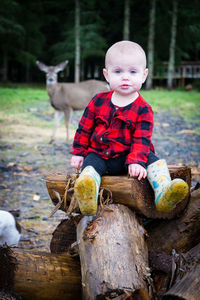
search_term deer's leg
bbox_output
[50,110,64,144]
[63,107,72,143]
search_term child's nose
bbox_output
[122,73,130,80]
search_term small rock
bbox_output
[20,152,30,157]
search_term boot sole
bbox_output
[74,176,97,216]
[156,180,189,213]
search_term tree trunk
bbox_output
[147,189,200,254]
[167,0,178,90]
[2,48,8,82]
[77,204,151,299]
[25,59,30,82]
[75,0,80,83]
[123,0,130,40]
[45,165,191,220]
[146,0,156,90]
[12,249,81,300]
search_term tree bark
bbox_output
[123,0,130,40]
[77,204,151,299]
[75,0,80,83]
[147,189,200,254]
[149,242,200,297]
[12,249,81,300]
[48,189,200,272]
[2,48,8,82]
[45,165,191,220]
[163,243,200,299]
[50,216,80,253]
[163,266,200,300]
[167,0,178,90]
[146,0,156,90]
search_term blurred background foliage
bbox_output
[0,0,200,86]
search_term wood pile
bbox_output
[1,164,199,299]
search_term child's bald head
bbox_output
[105,41,147,69]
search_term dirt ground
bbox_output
[0,108,199,252]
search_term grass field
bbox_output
[141,88,200,121]
[0,86,47,112]
[0,85,199,125]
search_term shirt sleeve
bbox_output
[71,96,96,157]
[126,105,154,167]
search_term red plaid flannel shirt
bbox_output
[71,90,155,167]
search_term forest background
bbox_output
[0,0,200,89]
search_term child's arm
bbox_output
[71,155,84,170]
[71,96,96,157]
[126,103,154,168]
[128,163,147,180]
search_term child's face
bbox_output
[103,51,148,96]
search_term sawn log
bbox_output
[2,187,198,300]
[163,243,200,299]
[50,190,200,262]
[148,242,200,297]
[50,217,77,253]
[77,204,151,299]
[11,249,81,300]
[146,189,200,254]
[45,164,191,219]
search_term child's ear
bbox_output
[103,68,109,82]
[142,68,148,83]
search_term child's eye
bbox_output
[115,70,121,74]
[130,70,136,74]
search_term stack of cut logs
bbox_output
[1,164,200,300]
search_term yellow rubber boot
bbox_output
[74,166,101,216]
[147,159,189,213]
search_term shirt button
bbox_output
[115,107,119,110]
[106,151,109,155]
[100,137,103,141]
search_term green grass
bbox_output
[0,85,199,123]
[141,88,200,120]
[0,86,47,113]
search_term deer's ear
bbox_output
[55,60,69,73]
[36,61,48,72]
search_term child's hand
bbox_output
[128,163,147,180]
[71,155,84,170]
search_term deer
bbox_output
[36,60,108,143]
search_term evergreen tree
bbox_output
[0,0,24,81]
[123,0,130,40]
[167,0,178,90]
[75,0,80,82]
[146,0,156,90]
[0,0,199,83]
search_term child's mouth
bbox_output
[121,84,130,89]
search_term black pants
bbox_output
[82,151,159,176]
